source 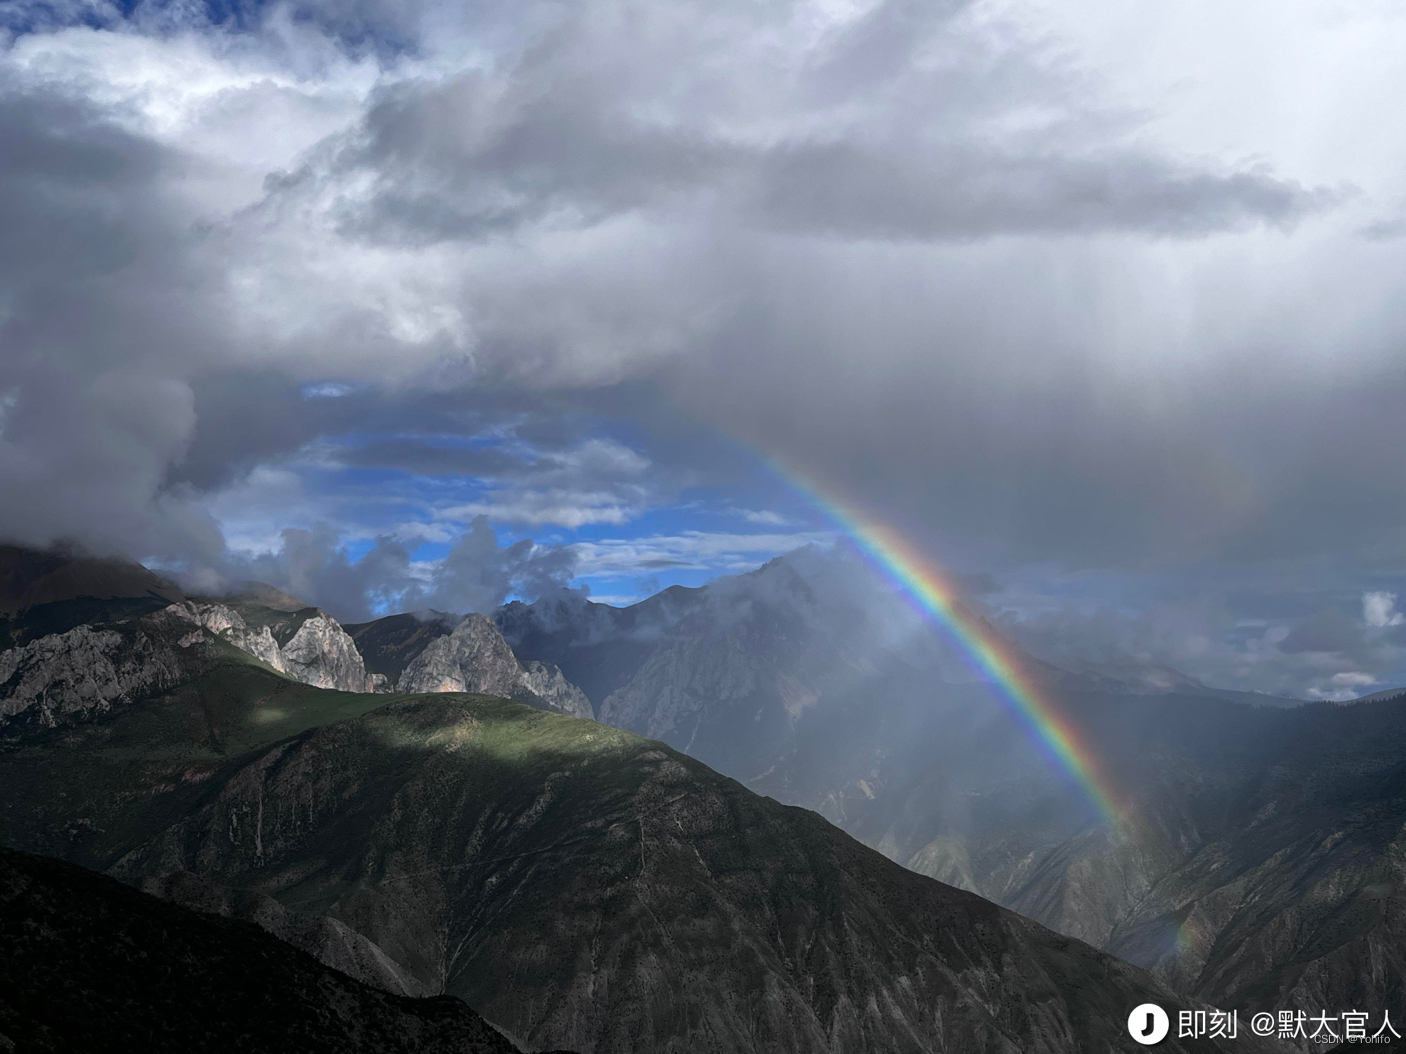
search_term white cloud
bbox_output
[441,495,642,528]
[1363,589,1405,627]
[571,530,835,578]
[1305,669,1380,701]
[739,509,791,526]
[437,438,656,527]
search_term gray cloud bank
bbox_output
[0,0,1404,692]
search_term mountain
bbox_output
[229,580,311,611]
[5,541,1397,1049]
[753,689,1406,1026]
[172,598,381,692]
[0,654,1266,1054]
[348,611,592,718]
[0,597,383,733]
[1036,659,1305,708]
[597,558,881,779]
[0,543,185,616]
[346,585,711,720]
[491,550,1406,1032]
[1351,685,1406,705]
[395,614,591,718]
[141,867,433,996]
[0,602,224,732]
[0,846,530,1054]
[346,610,463,684]
[0,544,592,729]
[495,586,706,709]
[0,543,185,650]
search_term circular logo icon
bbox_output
[1128,1004,1170,1046]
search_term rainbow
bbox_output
[769,464,1128,828]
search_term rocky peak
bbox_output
[397,614,591,718]
[0,621,194,732]
[167,601,379,694]
[344,611,462,685]
[280,613,376,693]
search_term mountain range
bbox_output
[3,541,1401,1051]
[483,552,1406,1038]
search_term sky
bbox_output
[3,0,1406,698]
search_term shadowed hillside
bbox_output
[0,846,530,1054]
[0,655,1272,1054]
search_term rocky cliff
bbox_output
[0,610,209,731]
[168,600,380,694]
[345,611,460,685]
[397,614,591,718]
[0,596,389,733]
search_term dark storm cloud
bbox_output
[755,145,1328,239]
[0,88,228,561]
[1279,609,1366,656]
[0,0,1402,697]
[309,0,1325,249]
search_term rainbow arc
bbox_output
[769,463,1128,828]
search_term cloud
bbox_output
[571,530,836,579]
[1363,590,1405,628]
[302,382,359,399]
[1278,609,1367,656]
[435,438,657,527]
[999,571,1406,702]
[738,510,790,526]
[1,0,1406,697]
[0,0,1352,565]
[208,515,577,621]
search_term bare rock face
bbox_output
[518,660,592,719]
[167,602,373,694]
[169,602,287,673]
[397,615,522,697]
[397,615,590,718]
[0,621,195,731]
[280,614,373,693]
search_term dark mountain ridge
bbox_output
[2,540,1394,1050]
[0,845,528,1054]
[0,653,1269,1053]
